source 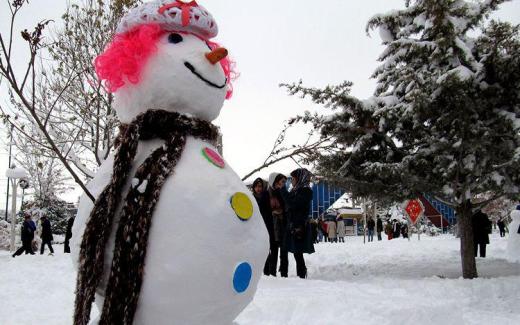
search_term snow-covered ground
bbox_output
[1,233,519,325]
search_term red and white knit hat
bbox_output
[116,0,218,39]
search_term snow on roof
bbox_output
[337,208,364,216]
[5,167,28,179]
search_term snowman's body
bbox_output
[71,3,269,323]
[72,136,268,324]
[506,209,520,263]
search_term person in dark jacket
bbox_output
[367,217,375,242]
[64,217,74,253]
[497,218,506,237]
[40,216,54,255]
[252,177,275,276]
[279,168,314,279]
[376,216,383,241]
[473,210,492,258]
[401,223,409,239]
[12,214,36,257]
[393,220,401,238]
[268,173,289,277]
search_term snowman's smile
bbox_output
[184,62,227,89]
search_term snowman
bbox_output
[506,205,520,263]
[71,1,268,324]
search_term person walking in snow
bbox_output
[497,218,506,237]
[252,178,274,276]
[385,221,393,240]
[12,214,36,257]
[320,218,329,243]
[40,216,54,255]
[473,210,492,258]
[367,217,375,242]
[376,216,383,241]
[279,168,315,279]
[64,217,74,253]
[327,219,337,243]
[401,222,409,239]
[268,173,290,277]
[336,216,345,243]
[393,220,401,239]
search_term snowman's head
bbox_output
[95,1,235,123]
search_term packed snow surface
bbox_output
[1,233,519,325]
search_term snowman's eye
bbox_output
[168,33,183,44]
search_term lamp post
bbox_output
[5,164,28,252]
[4,124,14,221]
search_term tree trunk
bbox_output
[456,200,478,279]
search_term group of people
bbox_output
[252,168,314,279]
[317,218,346,243]
[12,214,74,257]
[383,218,409,240]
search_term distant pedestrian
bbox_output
[327,220,337,243]
[367,217,375,242]
[64,217,74,253]
[320,218,329,243]
[401,223,409,239]
[376,216,383,241]
[393,220,401,238]
[40,216,54,255]
[385,221,393,240]
[12,214,36,257]
[336,217,345,243]
[497,219,506,237]
[473,210,492,258]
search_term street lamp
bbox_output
[5,164,28,252]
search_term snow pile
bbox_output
[5,167,28,179]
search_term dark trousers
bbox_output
[64,239,71,253]
[294,252,307,279]
[474,242,487,258]
[13,240,34,256]
[279,246,289,277]
[264,239,278,276]
[40,240,54,254]
[499,228,505,237]
[377,232,382,241]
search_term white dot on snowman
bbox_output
[71,1,268,324]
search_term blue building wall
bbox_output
[423,194,457,224]
[310,181,345,218]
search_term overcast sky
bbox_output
[1,0,520,206]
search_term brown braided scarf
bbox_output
[74,109,219,325]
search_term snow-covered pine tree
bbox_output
[284,0,520,278]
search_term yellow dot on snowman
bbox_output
[230,192,253,221]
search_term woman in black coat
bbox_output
[252,178,275,276]
[279,168,314,279]
[473,210,491,258]
[40,216,54,255]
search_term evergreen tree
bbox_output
[284,0,520,278]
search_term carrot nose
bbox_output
[205,47,228,65]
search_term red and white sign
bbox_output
[405,199,424,225]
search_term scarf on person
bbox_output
[290,168,311,191]
[74,109,219,325]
